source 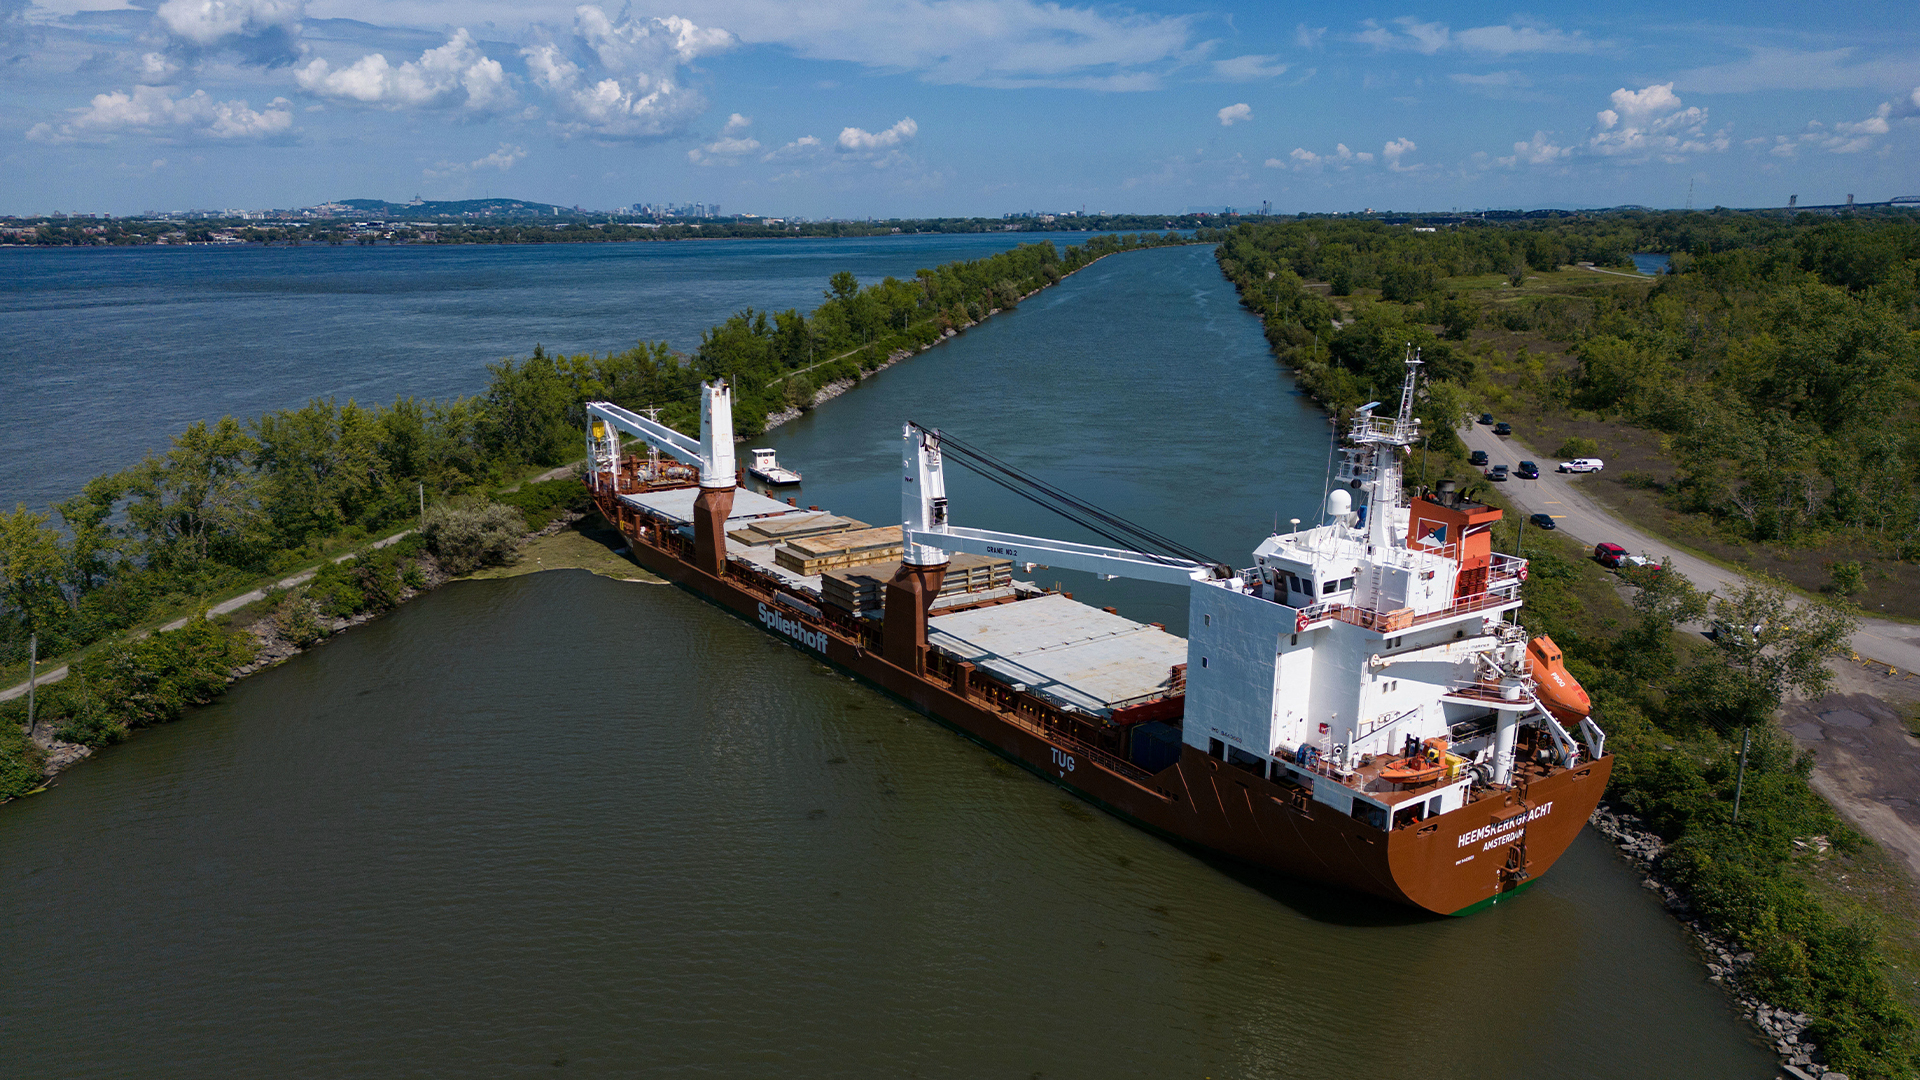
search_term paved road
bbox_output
[1,529,414,704]
[1457,422,1920,674]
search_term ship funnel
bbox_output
[1325,488,1352,520]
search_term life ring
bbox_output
[1295,611,1309,633]
[1518,564,1530,581]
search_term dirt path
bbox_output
[0,528,414,703]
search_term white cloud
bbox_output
[761,134,823,161]
[1294,23,1326,49]
[424,141,526,177]
[838,116,916,152]
[1381,136,1417,170]
[29,83,293,142]
[523,8,733,138]
[1588,82,1724,160]
[1495,82,1729,168]
[138,51,183,84]
[1505,131,1570,166]
[1217,102,1251,126]
[296,29,508,110]
[155,0,300,46]
[687,117,761,164]
[1353,16,1593,56]
[1767,93,1916,157]
[1271,142,1372,171]
[1212,54,1286,81]
[685,0,1196,90]
[1676,47,1920,95]
[152,0,303,65]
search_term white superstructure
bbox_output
[900,350,1605,829]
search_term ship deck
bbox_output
[927,593,1187,718]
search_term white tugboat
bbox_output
[748,447,802,486]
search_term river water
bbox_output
[0,232,1094,513]
[0,245,1773,1078]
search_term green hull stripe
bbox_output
[1448,877,1542,917]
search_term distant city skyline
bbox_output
[4,0,1917,218]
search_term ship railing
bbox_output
[1293,578,1524,635]
[940,659,1161,785]
[1488,551,1528,585]
[1440,675,1538,705]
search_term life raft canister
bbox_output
[1526,634,1592,724]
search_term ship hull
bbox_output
[604,497,1611,916]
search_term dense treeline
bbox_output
[1218,212,1920,552]
[0,232,1195,690]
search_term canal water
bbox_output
[0,245,1773,1078]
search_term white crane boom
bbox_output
[905,525,1210,586]
[586,381,736,489]
[899,423,1212,587]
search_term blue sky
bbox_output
[4,0,1917,217]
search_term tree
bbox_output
[123,417,263,570]
[1680,578,1858,736]
[1618,560,1708,682]
[0,505,71,655]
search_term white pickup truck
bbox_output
[1557,458,1605,473]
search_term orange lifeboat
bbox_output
[1378,737,1457,785]
[1527,635,1591,724]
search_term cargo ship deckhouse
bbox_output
[582,353,1611,915]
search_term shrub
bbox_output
[1556,436,1601,458]
[1828,561,1863,597]
[492,479,588,532]
[422,501,526,575]
[0,719,46,798]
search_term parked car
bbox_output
[1487,464,1509,481]
[1468,449,1489,466]
[1493,422,1513,436]
[1528,513,1556,530]
[1593,542,1627,567]
[1558,458,1605,473]
[1515,461,1540,479]
[1478,413,1495,425]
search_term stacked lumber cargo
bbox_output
[728,512,866,548]
[821,553,1014,616]
[773,526,905,575]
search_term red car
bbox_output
[1593,543,1627,567]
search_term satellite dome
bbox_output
[1326,489,1352,518]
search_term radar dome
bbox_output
[1325,489,1352,518]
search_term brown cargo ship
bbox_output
[583,355,1610,915]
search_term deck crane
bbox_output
[885,422,1233,672]
[585,382,738,576]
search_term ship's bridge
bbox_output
[1249,522,1463,621]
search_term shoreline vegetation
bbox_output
[1215,211,1919,1079]
[1,229,1207,791]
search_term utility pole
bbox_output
[418,482,425,528]
[1731,726,1751,822]
[25,633,36,743]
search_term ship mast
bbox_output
[1336,347,1423,550]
